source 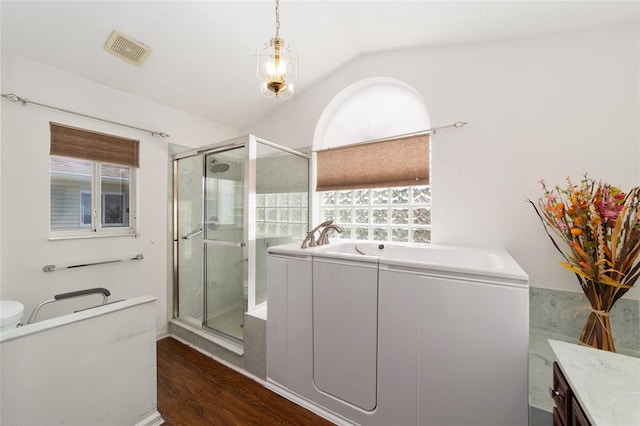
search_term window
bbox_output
[50,157,134,235]
[81,191,92,226]
[316,133,429,190]
[49,123,138,238]
[319,185,431,243]
[316,133,431,243]
[102,193,127,226]
[313,80,431,243]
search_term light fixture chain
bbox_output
[275,0,280,39]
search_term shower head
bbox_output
[209,158,230,173]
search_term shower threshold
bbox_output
[206,307,244,340]
[170,317,244,356]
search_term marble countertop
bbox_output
[549,339,640,426]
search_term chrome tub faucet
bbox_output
[301,220,336,248]
[317,224,343,245]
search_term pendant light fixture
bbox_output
[257,0,297,99]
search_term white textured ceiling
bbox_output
[2,1,638,130]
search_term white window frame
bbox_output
[49,158,137,240]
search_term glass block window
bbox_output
[319,186,431,243]
[257,192,308,240]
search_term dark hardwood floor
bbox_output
[157,337,335,425]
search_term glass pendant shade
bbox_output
[257,37,297,99]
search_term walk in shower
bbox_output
[172,135,309,346]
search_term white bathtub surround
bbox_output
[267,240,529,426]
[549,339,640,426]
[0,296,162,426]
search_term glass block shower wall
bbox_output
[256,192,309,240]
[319,186,431,243]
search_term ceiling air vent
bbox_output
[104,30,151,66]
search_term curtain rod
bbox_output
[314,121,467,152]
[2,93,170,138]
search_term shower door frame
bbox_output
[172,136,251,341]
[202,145,247,341]
[172,134,309,342]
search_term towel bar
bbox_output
[43,254,143,272]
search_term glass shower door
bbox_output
[203,147,246,341]
[175,154,204,327]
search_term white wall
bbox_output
[0,50,239,332]
[1,296,160,426]
[245,25,640,299]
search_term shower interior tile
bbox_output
[277,208,288,222]
[289,208,301,222]
[277,193,289,206]
[291,224,302,239]
[289,192,301,206]
[278,224,289,235]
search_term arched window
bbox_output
[313,79,432,243]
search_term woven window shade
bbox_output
[50,122,140,167]
[316,133,429,191]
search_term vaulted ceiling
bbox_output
[2,1,638,129]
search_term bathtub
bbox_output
[317,240,527,277]
[0,295,162,426]
[266,239,529,426]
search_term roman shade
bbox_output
[316,133,429,191]
[50,122,140,167]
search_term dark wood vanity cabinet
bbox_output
[550,362,592,426]
[551,361,571,426]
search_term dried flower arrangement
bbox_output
[529,175,640,351]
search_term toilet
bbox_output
[0,300,24,330]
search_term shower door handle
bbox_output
[203,239,245,248]
[182,228,203,240]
